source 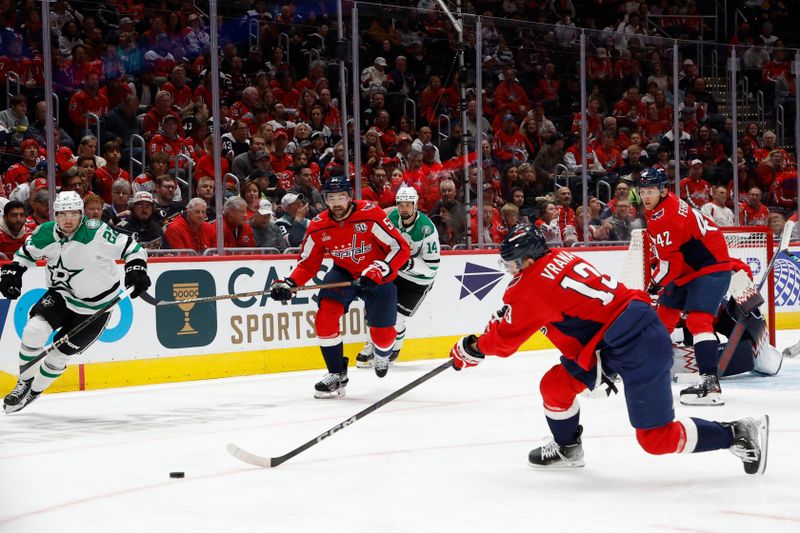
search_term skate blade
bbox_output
[747,415,769,475]
[680,394,724,406]
[527,459,586,469]
[314,389,347,399]
[355,360,374,369]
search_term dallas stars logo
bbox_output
[48,256,83,289]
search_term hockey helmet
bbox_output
[499,224,550,274]
[323,175,352,195]
[53,191,84,215]
[395,186,419,207]
[636,167,669,190]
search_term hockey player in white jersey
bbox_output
[0,191,151,413]
[357,187,440,367]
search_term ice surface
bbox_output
[2,331,800,533]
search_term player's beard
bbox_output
[329,202,352,221]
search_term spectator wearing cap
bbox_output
[0,200,32,258]
[287,165,326,216]
[246,150,276,185]
[249,199,286,251]
[493,114,527,166]
[165,197,217,253]
[148,115,191,177]
[222,196,256,248]
[232,136,267,180]
[144,32,176,81]
[160,66,193,112]
[116,191,168,249]
[309,130,333,166]
[680,158,712,209]
[0,94,29,148]
[270,129,293,174]
[275,192,309,247]
[361,56,391,98]
[678,58,697,93]
[102,179,132,227]
[68,72,109,134]
[183,13,210,58]
[143,91,182,140]
[3,139,40,194]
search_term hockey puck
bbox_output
[169,472,185,479]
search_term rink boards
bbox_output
[0,244,794,393]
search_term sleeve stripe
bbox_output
[423,258,440,264]
[297,233,316,262]
[370,222,402,264]
[120,236,133,260]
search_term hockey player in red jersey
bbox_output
[449,225,768,474]
[270,176,411,398]
[637,167,733,406]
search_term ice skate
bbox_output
[314,359,349,399]
[3,377,32,413]
[680,373,723,406]
[356,342,374,368]
[528,426,585,468]
[726,415,769,475]
[389,349,400,364]
[4,383,40,414]
[374,353,389,378]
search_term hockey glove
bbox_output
[450,335,485,371]
[0,263,27,300]
[124,259,151,298]
[360,260,391,288]
[270,278,296,302]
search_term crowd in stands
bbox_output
[0,0,797,258]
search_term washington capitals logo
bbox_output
[330,235,372,264]
[455,262,505,300]
[650,208,665,221]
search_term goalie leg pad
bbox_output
[656,305,682,334]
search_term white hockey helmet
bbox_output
[53,190,84,215]
[395,186,418,207]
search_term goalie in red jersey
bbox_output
[270,176,410,398]
[637,167,734,406]
[449,225,768,475]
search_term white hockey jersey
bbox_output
[14,218,147,314]
[388,209,440,285]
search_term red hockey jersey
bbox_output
[289,200,410,286]
[645,192,731,287]
[477,249,648,371]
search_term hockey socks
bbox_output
[679,418,735,453]
[544,399,581,446]
[693,338,720,376]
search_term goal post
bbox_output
[618,227,775,344]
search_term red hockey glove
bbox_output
[360,260,391,287]
[451,335,485,370]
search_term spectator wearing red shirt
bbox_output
[494,65,531,120]
[229,87,260,121]
[534,63,559,106]
[143,90,182,140]
[571,97,603,140]
[0,200,32,258]
[470,203,505,244]
[68,71,109,131]
[593,132,623,180]
[160,66,194,112]
[3,138,39,194]
[143,33,176,79]
[739,187,770,226]
[554,186,578,245]
[222,196,256,248]
[692,125,725,165]
[769,168,798,209]
[98,74,133,110]
[273,72,302,109]
[270,129,293,173]
[680,159,713,209]
[641,102,670,145]
[612,86,647,130]
[165,197,217,253]
[587,48,612,84]
[755,150,786,190]
[493,114,528,164]
[94,140,131,203]
[148,115,190,169]
[361,167,396,208]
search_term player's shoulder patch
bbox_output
[421,223,433,237]
[85,218,102,230]
[361,201,376,211]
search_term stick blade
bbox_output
[227,443,274,468]
[780,220,795,250]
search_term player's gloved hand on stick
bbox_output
[270,278,296,302]
[124,259,151,298]
[0,263,26,300]
[360,260,391,288]
[646,282,661,296]
[451,334,485,370]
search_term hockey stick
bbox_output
[778,249,800,357]
[154,280,359,306]
[719,221,794,373]
[227,359,453,468]
[20,287,135,374]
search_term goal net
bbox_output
[618,227,775,344]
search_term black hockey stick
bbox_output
[227,359,453,468]
[719,221,794,373]
[153,280,359,306]
[20,287,135,374]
